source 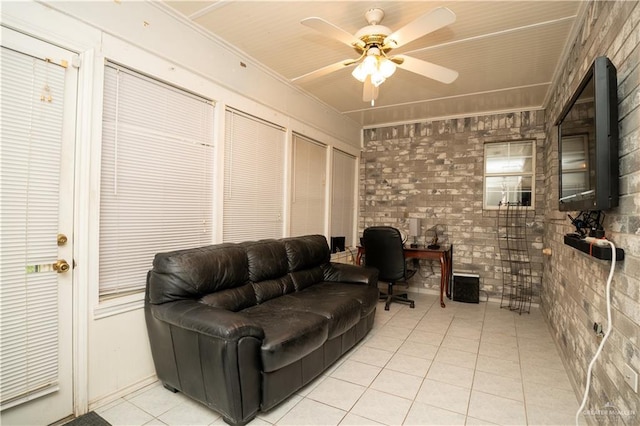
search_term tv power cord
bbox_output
[575,239,617,425]
[568,211,605,237]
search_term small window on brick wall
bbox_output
[484,140,535,209]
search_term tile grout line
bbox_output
[113,297,576,426]
[464,298,489,424]
[515,311,530,426]
[398,298,437,426]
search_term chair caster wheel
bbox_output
[385,305,390,311]
[410,302,415,309]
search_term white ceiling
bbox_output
[162,1,582,127]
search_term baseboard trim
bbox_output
[88,374,158,412]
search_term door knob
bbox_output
[53,259,70,273]
[57,234,68,246]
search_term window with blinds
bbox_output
[99,64,215,298]
[290,134,326,237]
[223,109,285,243]
[331,150,357,247]
[483,140,535,209]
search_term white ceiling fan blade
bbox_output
[395,55,458,84]
[362,76,379,103]
[383,7,456,49]
[291,59,355,84]
[301,17,366,49]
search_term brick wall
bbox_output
[541,1,640,423]
[360,112,546,302]
[359,1,639,422]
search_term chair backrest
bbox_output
[362,226,406,282]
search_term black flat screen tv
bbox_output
[556,56,619,212]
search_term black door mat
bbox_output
[63,411,111,426]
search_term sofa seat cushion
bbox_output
[264,291,362,339]
[300,282,379,317]
[240,303,328,373]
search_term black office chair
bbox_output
[362,226,416,310]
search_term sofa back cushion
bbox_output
[245,240,289,282]
[283,235,331,291]
[283,235,330,271]
[148,235,332,306]
[245,240,296,304]
[148,244,249,304]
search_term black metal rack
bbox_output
[497,202,532,314]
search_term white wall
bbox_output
[1,0,362,413]
[46,0,362,146]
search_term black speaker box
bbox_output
[330,236,345,253]
[452,273,480,303]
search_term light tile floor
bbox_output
[96,294,583,425]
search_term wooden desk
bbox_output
[356,245,453,308]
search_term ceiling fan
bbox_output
[293,7,459,105]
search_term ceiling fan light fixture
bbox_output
[378,57,396,78]
[299,6,458,105]
[351,64,367,82]
[352,49,395,86]
[361,54,378,74]
[370,71,386,87]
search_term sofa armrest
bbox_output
[150,300,265,341]
[145,299,263,425]
[322,262,379,287]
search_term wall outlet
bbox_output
[624,364,638,393]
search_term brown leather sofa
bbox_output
[145,235,379,425]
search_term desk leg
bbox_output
[439,254,446,308]
[447,247,453,302]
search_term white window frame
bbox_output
[96,63,215,306]
[330,149,358,248]
[290,134,327,237]
[222,108,286,243]
[87,35,363,316]
[483,140,536,209]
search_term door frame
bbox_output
[72,47,98,419]
[0,6,101,416]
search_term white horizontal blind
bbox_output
[331,150,357,247]
[223,110,285,243]
[290,134,326,237]
[100,64,215,297]
[0,47,64,405]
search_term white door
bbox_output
[1,28,77,425]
